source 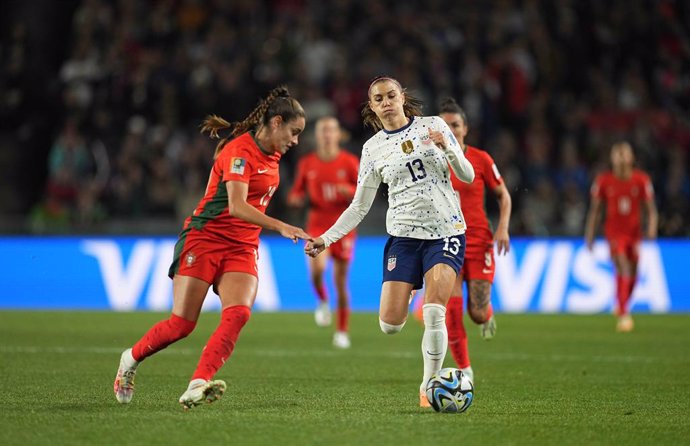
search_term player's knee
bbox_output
[468,308,489,325]
[379,318,406,335]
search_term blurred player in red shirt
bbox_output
[288,117,359,348]
[438,98,512,382]
[114,86,311,409]
[585,141,658,332]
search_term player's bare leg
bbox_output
[310,251,331,327]
[612,254,635,332]
[467,280,496,339]
[179,272,257,409]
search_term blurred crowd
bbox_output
[2,0,689,236]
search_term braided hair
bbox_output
[200,86,305,158]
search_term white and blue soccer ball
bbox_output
[425,367,474,413]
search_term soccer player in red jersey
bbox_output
[585,141,658,332]
[438,97,512,382]
[287,117,359,348]
[113,86,312,409]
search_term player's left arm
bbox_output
[644,199,658,240]
[642,174,658,240]
[492,181,512,255]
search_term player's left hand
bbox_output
[494,229,510,255]
[428,128,447,151]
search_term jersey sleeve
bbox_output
[221,144,254,183]
[357,145,382,189]
[288,157,307,200]
[483,152,503,190]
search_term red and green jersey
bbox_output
[181,132,280,247]
[450,145,503,257]
[591,169,654,239]
[288,150,359,234]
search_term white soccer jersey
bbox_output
[320,115,474,246]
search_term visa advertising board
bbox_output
[0,237,686,312]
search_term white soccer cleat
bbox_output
[179,379,227,410]
[480,315,497,340]
[314,301,332,327]
[114,348,139,404]
[332,331,351,349]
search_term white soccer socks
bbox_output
[420,303,448,391]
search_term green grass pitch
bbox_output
[1,311,688,445]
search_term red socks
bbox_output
[485,303,494,322]
[337,306,350,332]
[315,284,328,303]
[191,305,251,382]
[445,296,470,369]
[616,275,634,316]
[132,314,196,362]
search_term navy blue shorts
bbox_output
[382,235,466,290]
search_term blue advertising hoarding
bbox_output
[0,236,687,312]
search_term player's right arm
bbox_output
[585,175,603,251]
[226,181,311,242]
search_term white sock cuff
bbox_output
[379,318,406,334]
[422,303,446,313]
[422,303,446,326]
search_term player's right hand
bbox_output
[304,237,326,257]
[280,223,312,243]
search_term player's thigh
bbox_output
[172,274,211,321]
[423,263,457,306]
[380,281,414,324]
[216,272,258,308]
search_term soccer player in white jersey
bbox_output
[305,76,475,408]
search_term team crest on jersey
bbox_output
[401,140,414,154]
[387,255,397,271]
[230,157,246,175]
[186,252,196,266]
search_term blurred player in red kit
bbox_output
[288,117,359,348]
[114,86,311,409]
[437,97,512,382]
[585,141,658,332]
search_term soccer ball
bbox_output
[425,367,474,413]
